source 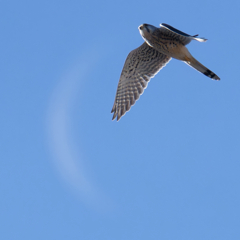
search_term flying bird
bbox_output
[111,23,220,121]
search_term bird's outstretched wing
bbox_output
[111,42,171,121]
[160,23,207,45]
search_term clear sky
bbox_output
[1,0,240,239]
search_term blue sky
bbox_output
[1,0,240,239]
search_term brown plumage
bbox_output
[111,23,220,121]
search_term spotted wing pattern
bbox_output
[160,23,207,45]
[111,42,171,121]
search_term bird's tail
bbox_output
[184,55,220,80]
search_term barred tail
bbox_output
[185,56,220,80]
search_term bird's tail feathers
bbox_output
[185,56,220,80]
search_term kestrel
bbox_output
[111,23,220,121]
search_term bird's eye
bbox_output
[140,26,143,30]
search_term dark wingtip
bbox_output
[117,114,121,121]
[112,110,117,121]
[111,106,115,113]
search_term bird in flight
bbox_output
[111,23,220,121]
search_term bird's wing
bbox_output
[111,42,171,121]
[160,23,207,45]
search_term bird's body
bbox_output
[111,23,220,121]
[140,24,191,60]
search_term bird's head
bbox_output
[139,24,157,34]
[138,24,157,45]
